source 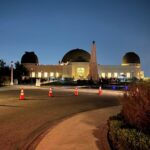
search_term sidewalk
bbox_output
[36,106,121,150]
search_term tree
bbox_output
[14,61,29,83]
[0,59,10,76]
[0,59,10,84]
[0,59,6,68]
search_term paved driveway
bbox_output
[0,86,122,149]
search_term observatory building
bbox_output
[21,42,144,81]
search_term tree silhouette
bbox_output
[0,59,10,84]
[14,61,29,83]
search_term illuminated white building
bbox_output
[21,42,144,80]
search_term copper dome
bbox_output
[122,52,140,65]
[21,51,39,64]
[62,49,90,63]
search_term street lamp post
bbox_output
[10,61,14,85]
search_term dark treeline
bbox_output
[0,59,28,85]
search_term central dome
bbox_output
[62,49,90,63]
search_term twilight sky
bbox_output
[0,0,150,76]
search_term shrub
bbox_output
[121,83,150,133]
[108,118,150,150]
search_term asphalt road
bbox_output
[0,87,121,150]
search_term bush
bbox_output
[108,83,150,150]
[108,118,150,150]
[122,83,150,133]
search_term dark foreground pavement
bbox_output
[36,106,121,150]
[0,87,121,149]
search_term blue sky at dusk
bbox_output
[0,0,150,76]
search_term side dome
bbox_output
[21,51,39,64]
[61,49,90,63]
[122,52,140,65]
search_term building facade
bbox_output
[21,42,144,81]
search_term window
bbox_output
[108,72,112,78]
[44,72,48,78]
[126,72,131,78]
[77,68,85,76]
[38,72,42,78]
[31,72,35,78]
[56,72,59,78]
[101,73,105,78]
[50,72,54,77]
[114,72,118,78]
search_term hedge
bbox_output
[108,118,150,150]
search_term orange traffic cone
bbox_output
[99,86,102,96]
[48,87,53,97]
[20,88,25,100]
[74,87,78,96]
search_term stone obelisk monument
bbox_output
[89,41,99,82]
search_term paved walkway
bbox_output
[36,106,121,150]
